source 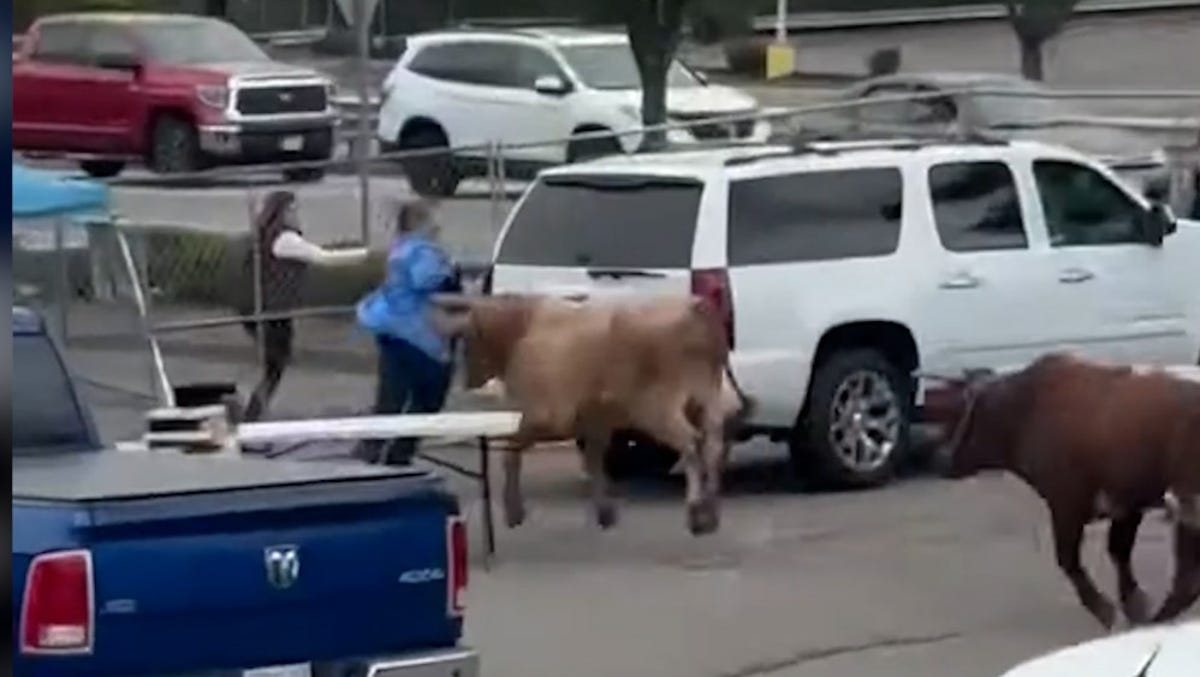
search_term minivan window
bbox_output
[728,167,904,265]
[12,333,93,454]
[496,176,702,268]
[930,161,1028,252]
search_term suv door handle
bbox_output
[1058,268,1095,284]
[939,272,982,290]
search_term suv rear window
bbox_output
[727,167,903,266]
[12,332,94,454]
[496,175,702,268]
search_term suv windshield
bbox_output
[12,332,94,454]
[559,43,700,90]
[497,175,702,268]
[136,18,269,65]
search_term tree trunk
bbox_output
[626,0,685,152]
[1018,35,1044,81]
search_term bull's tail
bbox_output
[724,364,757,424]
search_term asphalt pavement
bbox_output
[67,335,1198,677]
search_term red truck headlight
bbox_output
[20,549,95,655]
[196,84,230,110]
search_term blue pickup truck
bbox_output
[11,306,479,677]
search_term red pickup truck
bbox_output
[13,12,338,182]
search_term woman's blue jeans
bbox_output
[357,335,452,466]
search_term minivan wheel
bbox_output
[567,132,621,163]
[79,160,125,178]
[151,116,203,174]
[792,349,910,489]
[399,126,459,197]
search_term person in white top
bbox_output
[237,190,369,422]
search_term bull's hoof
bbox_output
[1091,599,1118,631]
[687,502,720,536]
[596,504,619,530]
[504,505,527,529]
[1121,588,1151,625]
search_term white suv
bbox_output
[485,138,1200,487]
[376,26,771,196]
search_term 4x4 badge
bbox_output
[264,545,300,590]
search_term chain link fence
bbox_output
[24,87,1197,441]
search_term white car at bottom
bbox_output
[1000,621,1199,676]
[376,26,771,196]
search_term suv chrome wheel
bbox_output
[828,370,902,473]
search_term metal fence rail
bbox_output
[26,86,1196,437]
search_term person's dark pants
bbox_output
[356,335,453,466]
[241,319,293,423]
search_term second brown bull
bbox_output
[432,293,754,536]
[929,353,1200,629]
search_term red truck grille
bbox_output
[235,85,328,116]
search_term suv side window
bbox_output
[32,21,90,64]
[728,167,904,266]
[930,161,1028,252]
[1033,159,1145,246]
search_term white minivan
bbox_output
[376,26,771,196]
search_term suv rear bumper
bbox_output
[199,118,336,165]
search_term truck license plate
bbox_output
[243,664,311,677]
[281,135,304,151]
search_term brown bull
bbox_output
[433,293,753,536]
[929,353,1200,629]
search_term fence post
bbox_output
[114,224,174,407]
[54,216,70,343]
[487,141,501,239]
[354,0,372,246]
[246,191,266,373]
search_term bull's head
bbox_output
[431,294,497,390]
[918,368,1010,479]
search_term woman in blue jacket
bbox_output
[355,199,460,466]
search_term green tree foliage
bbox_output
[1004,0,1082,80]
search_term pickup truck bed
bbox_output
[13,451,470,677]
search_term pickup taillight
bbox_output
[20,549,95,655]
[691,268,735,350]
[447,517,467,616]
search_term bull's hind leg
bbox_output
[640,405,707,535]
[1150,524,1200,623]
[1107,511,1150,625]
[1051,502,1118,629]
[502,445,528,529]
[580,426,618,529]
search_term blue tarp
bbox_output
[12,162,110,219]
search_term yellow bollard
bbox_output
[765,42,796,80]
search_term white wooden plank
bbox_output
[235,411,522,445]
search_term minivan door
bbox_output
[488,173,702,302]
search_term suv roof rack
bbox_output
[454,17,583,30]
[724,130,1009,167]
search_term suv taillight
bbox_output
[20,549,94,655]
[691,268,735,350]
[447,517,467,616]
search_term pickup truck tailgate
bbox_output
[13,452,465,676]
